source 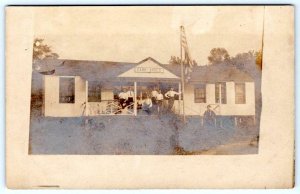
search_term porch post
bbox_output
[218,83,222,127]
[134,82,137,116]
[234,117,238,128]
[178,82,181,114]
[85,80,88,116]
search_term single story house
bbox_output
[32,57,255,121]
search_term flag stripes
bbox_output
[180,26,194,81]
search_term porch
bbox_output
[83,80,184,116]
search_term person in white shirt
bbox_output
[118,88,128,109]
[142,94,153,115]
[156,90,164,113]
[126,87,134,108]
[151,87,158,105]
[165,87,181,111]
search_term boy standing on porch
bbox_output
[151,87,158,104]
[165,87,181,111]
[156,90,164,113]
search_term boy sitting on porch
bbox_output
[142,94,153,115]
[126,87,134,109]
[118,88,128,109]
[137,97,143,110]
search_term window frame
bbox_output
[194,84,206,103]
[88,81,102,102]
[235,82,246,104]
[215,82,227,104]
[59,76,75,104]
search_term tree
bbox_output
[32,38,60,73]
[230,50,263,73]
[230,50,255,69]
[169,56,198,66]
[33,38,59,61]
[169,56,182,65]
[207,48,230,65]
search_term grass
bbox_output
[29,106,259,155]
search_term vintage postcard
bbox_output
[6,6,294,188]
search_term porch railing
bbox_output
[87,101,135,116]
[103,101,122,115]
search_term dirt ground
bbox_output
[29,110,259,155]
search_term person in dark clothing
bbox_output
[203,105,216,128]
[118,88,128,109]
[137,97,143,110]
[126,87,134,108]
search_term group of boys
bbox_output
[118,86,181,113]
[118,87,134,109]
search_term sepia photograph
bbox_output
[5,5,295,189]
[28,6,263,155]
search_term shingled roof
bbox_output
[34,58,254,83]
[189,63,254,83]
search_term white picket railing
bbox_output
[85,101,134,116]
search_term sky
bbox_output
[34,6,265,65]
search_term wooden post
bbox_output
[134,82,137,116]
[234,117,238,128]
[219,84,221,104]
[180,26,186,123]
[214,118,217,128]
[218,83,222,127]
[178,82,181,115]
[85,80,88,116]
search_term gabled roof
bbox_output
[34,58,254,83]
[118,57,179,80]
[137,57,162,65]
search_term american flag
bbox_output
[180,26,194,81]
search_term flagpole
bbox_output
[180,26,186,123]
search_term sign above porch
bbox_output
[134,66,164,73]
[118,57,179,79]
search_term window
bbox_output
[88,81,101,102]
[215,82,227,104]
[59,77,75,103]
[235,83,246,104]
[194,84,206,103]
